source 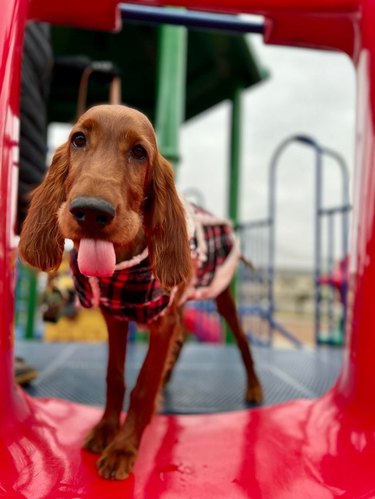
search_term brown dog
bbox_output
[19,104,263,480]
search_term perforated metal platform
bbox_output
[15,341,343,414]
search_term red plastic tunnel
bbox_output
[1,1,375,496]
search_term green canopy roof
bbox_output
[48,22,268,124]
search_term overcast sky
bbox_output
[178,36,356,269]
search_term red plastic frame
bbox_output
[1,0,375,496]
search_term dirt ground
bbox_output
[43,307,316,348]
[242,312,315,348]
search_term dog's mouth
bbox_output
[77,238,116,277]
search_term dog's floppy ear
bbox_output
[19,143,69,272]
[144,154,193,289]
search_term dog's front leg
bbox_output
[84,313,129,453]
[97,311,181,480]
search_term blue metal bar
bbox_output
[320,146,351,263]
[316,147,350,345]
[120,3,265,34]
[239,305,304,348]
[319,204,351,216]
[320,148,350,340]
[272,136,349,346]
[268,134,322,346]
[314,142,323,345]
[243,133,349,347]
[269,318,304,348]
[327,213,335,335]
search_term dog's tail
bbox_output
[240,255,255,272]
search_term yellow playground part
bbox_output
[44,308,107,342]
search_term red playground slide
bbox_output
[1,1,374,497]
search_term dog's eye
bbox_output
[131,145,147,161]
[71,132,86,149]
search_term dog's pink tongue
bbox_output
[77,239,115,277]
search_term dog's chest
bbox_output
[70,204,237,324]
[70,252,171,324]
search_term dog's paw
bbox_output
[97,443,137,480]
[246,383,264,405]
[83,420,118,454]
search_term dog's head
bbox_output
[19,104,193,288]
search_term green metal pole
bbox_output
[155,23,187,169]
[226,86,243,343]
[228,87,242,224]
[25,267,38,340]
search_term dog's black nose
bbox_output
[70,196,115,229]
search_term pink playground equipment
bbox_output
[1,0,375,496]
[183,307,223,343]
[320,255,349,304]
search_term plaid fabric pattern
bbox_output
[70,252,172,324]
[70,203,235,324]
[190,205,234,288]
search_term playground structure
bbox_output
[238,134,351,347]
[15,133,351,346]
[2,1,375,497]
